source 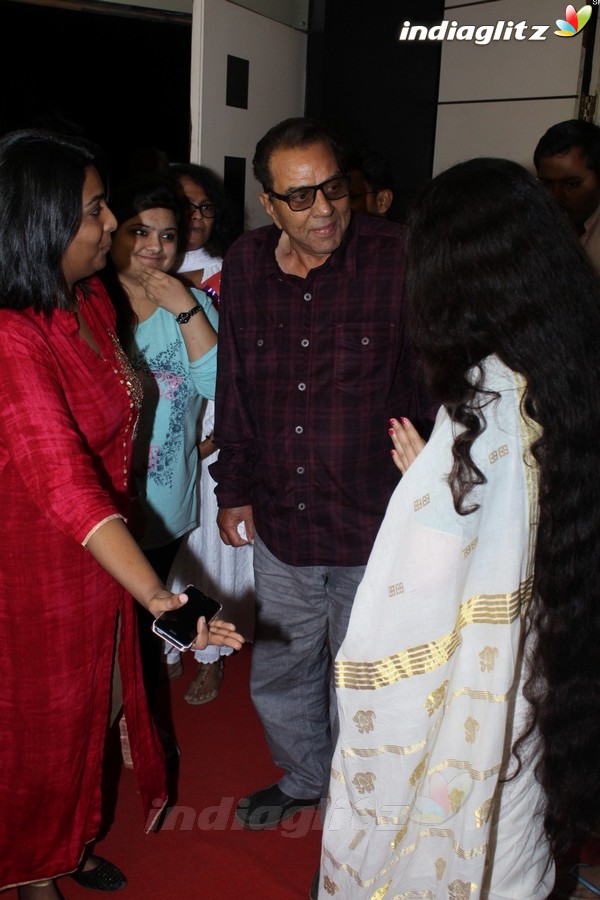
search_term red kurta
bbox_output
[0,278,166,890]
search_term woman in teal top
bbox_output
[102,174,218,708]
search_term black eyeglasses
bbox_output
[269,175,351,211]
[188,201,216,219]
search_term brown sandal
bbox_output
[184,658,224,705]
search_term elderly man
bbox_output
[210,117,430,831]
[534,119,600,272]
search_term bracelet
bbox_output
[176,305,202,325]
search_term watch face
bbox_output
[177,306,199,324]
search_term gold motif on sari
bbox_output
[352,771,376,794]
[448,880,473,899]
[409,753,429,787]
[435,858,447,880]
[479,646,498,672]
[353,709,376,734]
[425,681,449,717]
[323,875,339,895]
[474,798,493,828]
[489,443,509,464]
[464,717,479,744]
[414,493,431,512]
[462,537,478,559]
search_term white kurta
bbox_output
[320,355,554,899]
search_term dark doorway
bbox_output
[0,0,192,186]
[306,0,444,220]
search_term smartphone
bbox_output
[151,585,223,652]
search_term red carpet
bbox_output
[6,645,321,900]
[11,644,596,898]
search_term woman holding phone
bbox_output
[0,130,243,899]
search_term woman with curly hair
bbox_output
[167,162,244,295]
[317,157,600,899]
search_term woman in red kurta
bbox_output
[0,131,243,899]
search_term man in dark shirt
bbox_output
[210,117,430,831]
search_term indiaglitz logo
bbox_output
[555,5,593,37]
[398,3,594,45]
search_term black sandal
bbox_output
[70,857,127,892]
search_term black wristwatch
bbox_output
[176,304,202,325]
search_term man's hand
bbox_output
[217,505,254,546]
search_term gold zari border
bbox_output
[335,577,533,691]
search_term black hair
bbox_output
[100,173,185,351]
[347,147,395,193]
[534,118,600,173]
[406,156,600,855]
[108,173,184,239]
[167,162,244,258]
[0,128,107,313]
[252,117,349,192]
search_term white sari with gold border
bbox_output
[320,356,554,899]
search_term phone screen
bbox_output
[152,585,223,651]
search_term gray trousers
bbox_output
[251,533,366,799]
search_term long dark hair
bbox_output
[100,174,185,352]
[406,157,600,854]
[167,162,244,258]
[0,128,107,312]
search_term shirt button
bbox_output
[298,382,306,391]
[361,336,370,345]
[304,292,312,301]
[301,339,309,348]
[296,466,305,474]
[257,338,264,347]
[295,426,304,434]
[298,502,306,511]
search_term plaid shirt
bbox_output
[210,213,431,567]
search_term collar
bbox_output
[582,203,600,243]
[264,214,359,283]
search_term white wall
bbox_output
[226,0,308,30]
[191,0,307,228]
[433,0,585,175]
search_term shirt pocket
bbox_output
[238,326,282,388]
[333,322,396,397]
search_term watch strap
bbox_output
[176,304,202,325]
